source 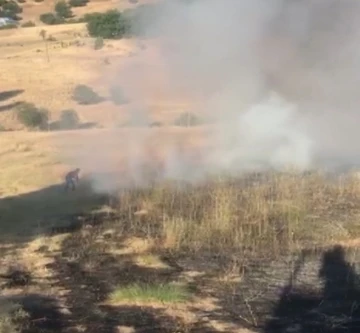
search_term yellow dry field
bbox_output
[0,0,190,130]
[17,0,143,25]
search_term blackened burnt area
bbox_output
[46,216,219,333]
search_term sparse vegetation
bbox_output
[69,0,88,7]
[72,84,103,105]
[86,9,130,39]
[0,23,17,29]
[21,20,35,27]
[39,12,63,25]
[173,112,203,127]
[15,102,49,130]
[58,109,79,129]
[109,283,190,304]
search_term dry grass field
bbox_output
[2,1,360,333]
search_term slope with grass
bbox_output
[1,130,360,332]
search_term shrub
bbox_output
[93,36,104,50]
[109,85,128,105]
[0,23,17,29]
[34,0,44,2]
[17,0,26,3]
[21,20,35,27]
[69,0,88,7]
[47,34,56,41]
[72,84,103,105]
[1,0,22,19]
[64,17,84,23]
[173,112,203,127]
[86,10,130,39]
[54,0,72,19]
[15,102,49,129]
[82,12,98,22]
[59,109,79,129]
[40,12,63,25]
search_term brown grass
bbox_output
[113,171,360,262]
[1,130,360,331]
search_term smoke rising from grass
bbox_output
[87,0,360,192]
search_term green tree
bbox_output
[86,10,130,39]
[1,0,22,20]
[55,0,72,19]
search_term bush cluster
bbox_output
[39,0,73,25]
[21,20,35,27]
[72,84,103,105]
[15,102,49,130]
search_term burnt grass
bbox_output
[5,212,360,333]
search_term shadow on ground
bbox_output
[180,245,360,333]
[0,180,107,249]
[48,121,98,131]
[0,89,24,102]
[264,245,360,333]
[0,293,67,333]
[0,101,23,113]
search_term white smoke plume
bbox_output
[75,0,360,192]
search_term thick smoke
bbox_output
[85,0,360,192]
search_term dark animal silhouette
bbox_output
[64,168,80,192]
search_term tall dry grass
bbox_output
[114,171,360,262]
